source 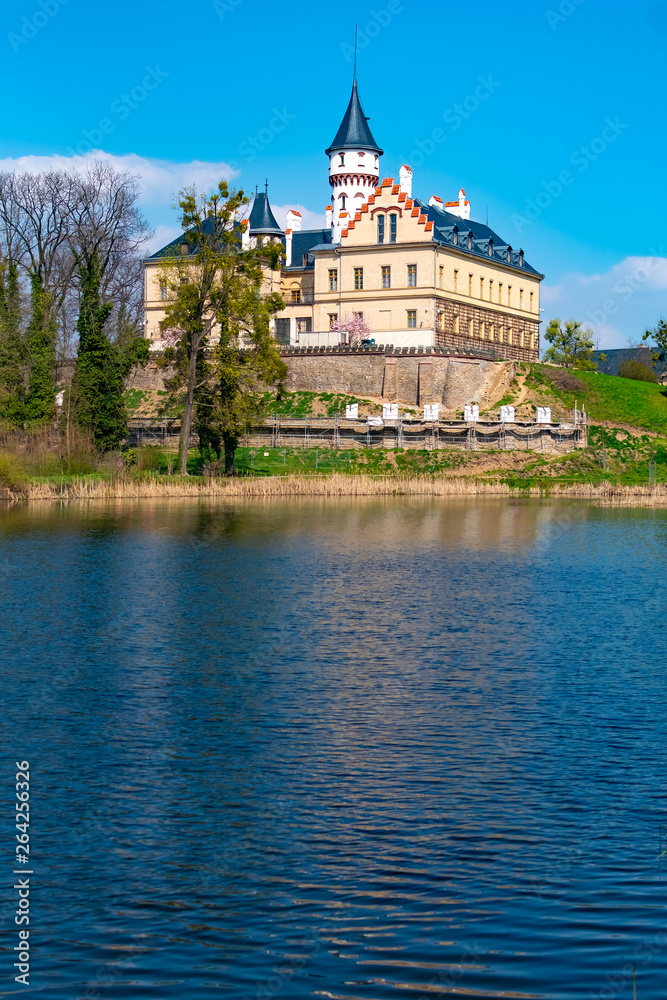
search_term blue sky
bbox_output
[2,0,666,347]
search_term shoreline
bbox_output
[2,473,667,506]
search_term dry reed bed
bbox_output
[2,475,667,505]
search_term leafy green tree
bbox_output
[0,259,26,423]
[544,318,596,370]
[643,319,667,366]
[24,272,57,422]
[160,181,285,475]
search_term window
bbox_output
[520,330,525,347]
[303,254,309,267]
[519,289,524,309]
[407,264,417,287]
[508,325,513,344]
[530,291,534,312]
[180,242,189,256]
[508,285,512,306]
[489,324,494,341]
[340,193,347,210]
[354,267,363,290]
[468,274,473,295]
[480,321,485,339]
[439,265,444,289]
[454,270,459,292]
[407,309,417,329]
[328,313,338,330]
[489,279,494,301]
[328,268,338,292]
[339,154,345,166]
[480,277,484,299]
[296,317,312,334]
[354,311,364,321]
[274,318,290,344]
[377,215,385,244]
[390,214,397,243]
[159,279,168,301]
[498,282,503,303]
[454,315,460,334]
[499,326,504,343]
[291,289,301,304]
[469,318,474,335]
[437,311,445,331]
[180,275,187,285]
[381,265,391,289]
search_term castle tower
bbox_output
[248,189,283,247]
[326,79,383,243]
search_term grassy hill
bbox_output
[522,363,667,433]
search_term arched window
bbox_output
[340,193,347,210]
[339,154,345,166]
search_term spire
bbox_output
[325,80,383,156]
[248,191,283,236]
[353,24,358,84]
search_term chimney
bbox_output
[399,164,413,198]
[286,209,302,232]
[326,204,333,228]
[429,195,443,210]
[285,229,293,267]
[459,188,470,221]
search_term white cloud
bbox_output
[541,255,667,349]
[0,150,238,207]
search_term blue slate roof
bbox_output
[326,81,383,156]
[249,192,283,235]
[591,347,667,375]
[283,229,333,269]
[145,216,223,260]
[413,198,543,277]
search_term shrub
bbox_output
[0,450,28,493]
[549,368,587,394]
[618,360,658,383]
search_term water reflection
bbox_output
[0,498,666,999]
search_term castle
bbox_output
[144,79,543,363]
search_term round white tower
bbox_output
[326,80,383,242]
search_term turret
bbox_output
[326,80,383,242]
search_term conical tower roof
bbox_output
[325,81,383,156]
[248,191,283,236]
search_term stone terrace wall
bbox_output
[55,346,514,412]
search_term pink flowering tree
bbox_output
[331,314,372,346]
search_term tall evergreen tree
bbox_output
[71,250,147,452]
[24,272,57,422]
[0,259,25,423]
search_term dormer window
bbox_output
[302,253,309,267]
[180,242,189,256]
[488,239,494,257]
[507,245,512,263]
[467,231,473,250]
[453,226,458,245]
[519,249,524,267]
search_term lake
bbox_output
[1,497,666,999]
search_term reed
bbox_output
[4,473,667,504]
